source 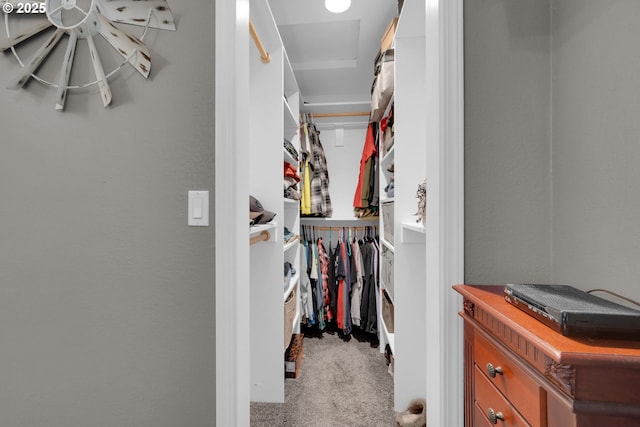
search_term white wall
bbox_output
[0,3,216,426]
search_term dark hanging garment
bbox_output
[329,244,338,322]
[339,240,353,335]
[353,123,377,209]
[360,241,378,334]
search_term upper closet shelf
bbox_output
[284,271,300,301]
[300,217,379,225]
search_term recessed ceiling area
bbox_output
[277,20,360,70]
[268,0,398,117]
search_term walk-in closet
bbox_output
[240,0,464,425]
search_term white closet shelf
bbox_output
[300,217,379,225]
[291,310,301,335]
[382,285,395,304]
[283,100,298,139]
[283,146,298,166]
[401,221,425,243]
[284,271,300,301]
[283,238,299,253]
[284,197,300,206]
[380,237,395,252]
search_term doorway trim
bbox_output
[214,0,464,425]
[214,0,251,425]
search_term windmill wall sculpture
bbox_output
[0,0,175,110]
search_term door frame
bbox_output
[214,1,464,425]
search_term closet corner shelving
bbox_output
[375,0,429,413]
[248,0,301,404]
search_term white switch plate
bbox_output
[188,191,209,226]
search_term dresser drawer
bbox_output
[474,330,544,426]
[474,403,496,427]
[475,366,531,427]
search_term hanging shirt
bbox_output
[299,242,314,324]
[353,123,377,209]
[308,123,333,217]
[350,240,364,327]
[334,239,352,334]
[318,238,333,322]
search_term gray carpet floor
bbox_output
[251,327,395,426]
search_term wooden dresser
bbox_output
[453,284,640,427]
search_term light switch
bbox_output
[193,198,203,219]
[188,191,209,226]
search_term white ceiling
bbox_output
[268,0,398,119]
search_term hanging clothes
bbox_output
[350,238,364,327]
[336,238,352,335]
[300,124,313,215]
[359,236,379,334]
[300,225,378,339]
[353,122,379,218]
[299,240,314,325]
[313,241,326,330]
[300,114,333,217]
[317,237,333,323]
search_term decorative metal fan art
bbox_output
[1,0,175,110]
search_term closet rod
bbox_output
[304,226,378,231]
[249,230,271,245]
[249,20,271,63]
[311,111,370,118]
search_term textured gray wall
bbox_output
[464,0,553,284]
[552,0,640,300]
[0,2,216,426]
[466,0,640,304]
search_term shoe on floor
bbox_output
[395,398,426,427]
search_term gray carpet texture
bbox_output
[251,327,395,426]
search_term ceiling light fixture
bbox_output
[325,0,351,14]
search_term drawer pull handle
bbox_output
[486,363,503,378]
[487,408,505,424]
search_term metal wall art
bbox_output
[0,0,175,110]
